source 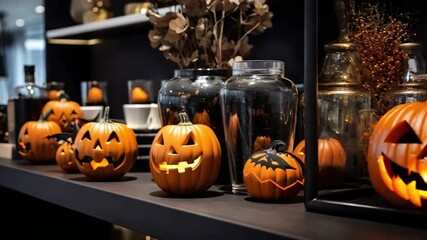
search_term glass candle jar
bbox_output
[219,60,298,194]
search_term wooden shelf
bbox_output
[1,158,427,239]
[46,6,176,39]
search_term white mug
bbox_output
[147,103,161,130]
[123,104,152,129]
[80,106,103,122]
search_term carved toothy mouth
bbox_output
[75,149,125,170]
[158,156,202,173]
[381,153,427,191]
[18,141,31,154]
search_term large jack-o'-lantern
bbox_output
[244,140,304,201]
[368,101,427,208]
[18,109,62,163]
[41,90,82,132]
[149,112,221,195]
[74,106,138,180]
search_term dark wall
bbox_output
[45,0,427,119]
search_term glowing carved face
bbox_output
[74,121,138,180]
[368,102,427,208]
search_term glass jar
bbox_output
[7,65,48,150]
[316,42,371,184]
[219,60,298,194]
[157,68,231,184]
[385,42,427,109]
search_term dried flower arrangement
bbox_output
[147,0,274,69]
[350,3,413,117]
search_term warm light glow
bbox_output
[48,39,102,45]
[159,157,201,173]
[91,158,109,170]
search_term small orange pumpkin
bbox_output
[42,90,82,132]
[253,136,272,153]
[56,142,79,173]
[131,86,149,104]
[48,90,61,100]
[86,85,105,105]
[368,101,427,208]
[294,137,347,187]
[17,109,62,164]
[244,140,304,201]
[73,106,138,180]
[149,112,221,195]
[192,110,212,127]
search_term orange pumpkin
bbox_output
[131,86,149,104]
[294,137,347,187]
[149,112,221,195]
[192,110,212,127]
[87,86,105,105]
[367,101,427,208]
[42,90,82,132]
[48,90,61,100]
[253,136,272,153]
[73,106,138,180]
[17,109,62,164]
[56,142,79,173]
[244,140,304,201]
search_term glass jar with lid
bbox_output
[385,42,427,109]
[219,60,298,194]
[315,42,371,184]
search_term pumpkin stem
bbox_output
[178,112,192,126]
[58,90,70,102]
[269,140,286,154]
[40,108,53,121]
[101,106,111,123]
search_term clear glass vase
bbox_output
[219,60,298,194]
[157,68,232,184]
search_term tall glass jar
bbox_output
[219,60,298,194]
[385,42,427,109]
[316,42,371,184]
[157,68,231,184]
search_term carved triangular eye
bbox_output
[385,121,421,144]
[71,109,77,115]
[157,134,164,145]
[107,131,119,142]
[184,133,195,145]
[82,131,91,140]
[24,128,29,135]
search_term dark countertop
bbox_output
[0,158,426,240]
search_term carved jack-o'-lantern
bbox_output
[244,140,304,201]
[149,112,221,195]
[131,86,149,103]
[56,142,79,173]
[42,90,82,132]
[294,137,347,187]
[17,109,62,164]
[74,106,138,180]
[368,101,427,208]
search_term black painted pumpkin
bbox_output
[243,140,304,201]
